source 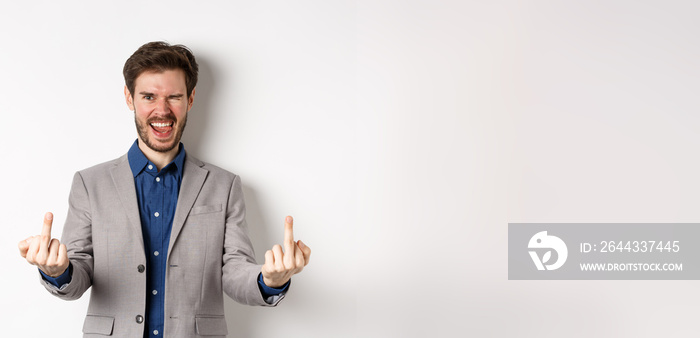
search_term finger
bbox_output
[41,212,54,238]
[284,216,296,265]
[18,236,34,258]
[40,212,54,250]
[272,244,285,270]
[26,234,41,264]
[261,250,274,277]
[298,240,311,266]
[294,241,305,269]
[284,215,294,249]
[57,243,68,267]
[263,250,274,267]
[47,239,60,265]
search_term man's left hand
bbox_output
[261,216,311,288]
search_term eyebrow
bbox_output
[138,92,185,98]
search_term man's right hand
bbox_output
[18,212,69,278]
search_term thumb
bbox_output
[18,236,34,258]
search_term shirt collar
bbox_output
[127,139,186,177]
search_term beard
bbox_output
[134,110,187,153]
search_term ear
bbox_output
[124,85,135,111]
[187,88,196,111]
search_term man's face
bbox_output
[125,69,194,153]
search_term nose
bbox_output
[154,97,170,114]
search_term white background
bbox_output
[2,1,699,337]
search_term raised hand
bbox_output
[261,216,311,288]
[18,212,70,277]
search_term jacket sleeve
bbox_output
[40,171,94,300]
[221,174,285,306]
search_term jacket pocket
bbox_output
[195,315,228,336]
[191,204,223,215]
[82,315,114,335]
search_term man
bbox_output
[18,41,311,337]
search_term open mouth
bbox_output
[150,121,174,137]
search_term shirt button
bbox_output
[156,177,161,182]
[135,315,144,324]
[154,251,159,256]
[152,289,158,295]
[154,212,160,217]
[148,164,153,170]
[137,264,145,273]
[153,329,159,335]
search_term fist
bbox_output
[18,212,69,277]
[261,216,311,288]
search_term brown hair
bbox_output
[123,41,198,97]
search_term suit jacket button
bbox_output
[136,315,144,324]
[137,264,145,273]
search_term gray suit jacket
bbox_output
[41,153,282,337]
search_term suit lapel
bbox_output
[169,155,208,257]
[110,155,145,250]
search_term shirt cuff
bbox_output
[39,263,72,288]
[257,272,290,298]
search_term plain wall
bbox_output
[2,1,699,337]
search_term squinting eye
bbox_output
[144,96,153,100]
